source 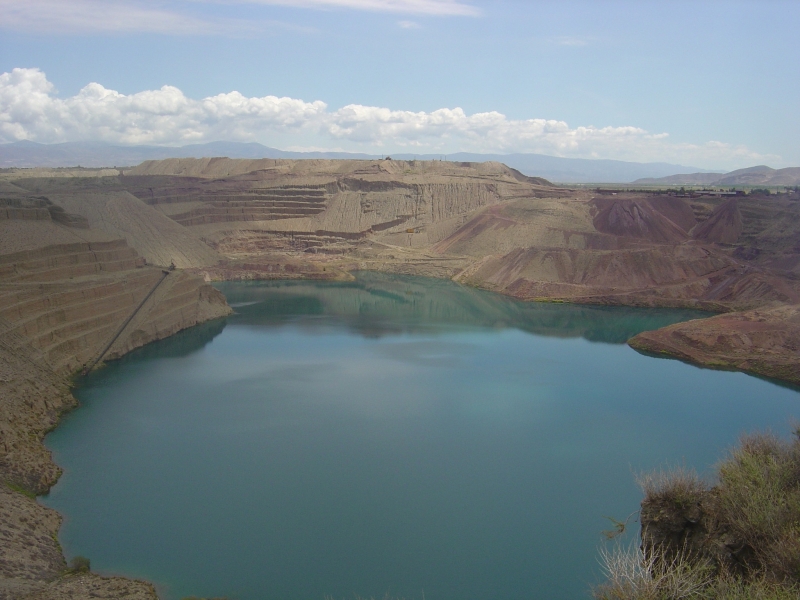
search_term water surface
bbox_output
[43,273,800,600]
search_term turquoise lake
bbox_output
[42,273,800,600]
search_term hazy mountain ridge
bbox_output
[0,140,720,183]
[634,165,800,186]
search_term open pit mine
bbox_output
[1,157,799,598]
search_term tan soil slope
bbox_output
[120,158,560,255]
[0,197,230,599]
[437,191,799,383]
[690,197,743,244]
[38,160,799,383]
[4,178,221,269]
[630,304,800,385]
[448,194,799,311]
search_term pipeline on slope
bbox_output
[81,269,171,376]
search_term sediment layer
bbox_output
[0,195,230,599]
[1,158,799,598]
[630,304,800,385]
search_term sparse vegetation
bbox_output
[67,555,90,573]
[595,542,800,600]
[325,595,415,600]
[4,481,36,499]
[716,431,800,582]
[595,429,800,599]
[636,466,707,511]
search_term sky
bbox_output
[0,0,798,170]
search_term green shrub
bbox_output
[717,432,800,581]
[68,555,90,573]
[595,429,800,599]
[637,465,707,510]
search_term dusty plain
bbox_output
[1,157,798,598]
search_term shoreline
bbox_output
[30,273,800,600]
[0,264,230,599]
[26,274,736,594]
[2,160,798,598]
[3,268,798,599]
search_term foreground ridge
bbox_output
[596,430,800,599]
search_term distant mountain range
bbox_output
[633,165,800,187]
[0,140,725,184]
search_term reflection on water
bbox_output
[217,272,708,344]
[43,274,798,600]
[119,317,227,361]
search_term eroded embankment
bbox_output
[629,304,800,386]
[0,207,230,599]
[3,160,800,598]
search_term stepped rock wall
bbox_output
[0,196,229,599]
[47,191,220,269]
[1,159,800,598]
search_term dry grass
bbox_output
[595,542,713,600]
[595,543,800,600]
[717,431,800,582]
[595,429,800,599]
[636,466,708,509]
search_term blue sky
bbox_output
[1,0,798,169]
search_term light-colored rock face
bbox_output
[12,159,797,311]
[2,158,800,598]
[47,191,221,268]
[0,193,230,599]
[118,159,557,255]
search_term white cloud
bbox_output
[0,68,326,145]
[0,0,220,34]
[230,0,479,16]
[398,19,421,28]
[0,0,477,35]
[0,0,317,35]
[0,68,779,169]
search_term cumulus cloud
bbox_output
[0,68,326,145]
[0,68,779,169]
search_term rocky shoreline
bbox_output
[0,274,230,599]
[629,304,800,387]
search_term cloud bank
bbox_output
[0,68,778,169]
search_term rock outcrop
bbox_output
[0,195,230,599]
